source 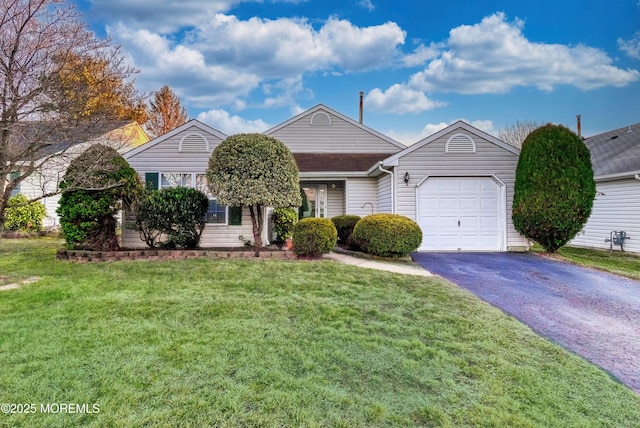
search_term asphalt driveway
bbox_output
[411,252,640,393]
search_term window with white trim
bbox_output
[157,172,228,224]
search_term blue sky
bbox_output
[76,0,640,143]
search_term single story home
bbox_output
[122,104,529,251]
[569,123,640,253]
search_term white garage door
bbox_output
[418,177,502,251]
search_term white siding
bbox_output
[268,109,401,154]
[377,174,392,213]
[346,178,378,216]
[395,130,528,250]
[124,125,249,248]
[327,183,345,218]
[122,209,254,249]
[569,178,640,253]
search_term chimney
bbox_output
[359,91,364,124]
[576,114,581,138]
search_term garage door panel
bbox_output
[418,177,503,251]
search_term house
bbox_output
[122,104,529,251]
[569,123,640,253]
[14,121,149,228]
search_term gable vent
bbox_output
[445,133,476,153]
[310,111,331,126]
[179,133,209,152]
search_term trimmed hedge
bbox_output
[272,207,298,241]
[512,124,595,252]
[352,214,422,257]
[292,217,337,258]
[331,215,361,244]
[134,187,209,249]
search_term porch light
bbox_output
[404,172,410,184]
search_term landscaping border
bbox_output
[56,248,296,262]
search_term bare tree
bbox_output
[146,85,188,138]
[0,0,145,228]
[498,120,544,149]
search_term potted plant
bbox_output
[272,207,298,249]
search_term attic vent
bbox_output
[445,133,476,153]
[310,111,331,126]
[179,133,209,152]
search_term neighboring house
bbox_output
[122,104,529,251]
[569,123,640,253]
[15,121,149,228]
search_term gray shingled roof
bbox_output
[584,123,640,177]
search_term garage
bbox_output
[417,177,504,251]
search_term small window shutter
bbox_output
[229,206,242,225]
[145,172,159,190]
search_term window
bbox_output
[206,199,227,224]
[10,171,20,196]
[148,172,236,225]
[161,173,191,189]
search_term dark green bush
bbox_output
[331,215,361,244]
[135,187,209,249]
[352,214,422,257]
[57,144,141,250]
[292,217,337,257]
[512,124,595,252]
[272,207,298,242]
[3,194,46,231]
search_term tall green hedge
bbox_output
[512,124,595,252]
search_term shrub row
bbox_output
[291,213,421,258]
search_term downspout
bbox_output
[377,163,395,213]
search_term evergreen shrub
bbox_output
[292,217,337,257]
[352,213,422,257]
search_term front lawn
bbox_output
[1,238,639,427]
[535,244,640,281]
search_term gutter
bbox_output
[376,163,395,213]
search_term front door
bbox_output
[301,185,328,218]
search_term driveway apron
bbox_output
[411,252,640,393]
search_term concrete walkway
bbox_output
[324,252,433,277]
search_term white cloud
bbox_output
[618,32,640,59]
[403,43,442,67]
[365,85,446,114]
[357,0,375,11]
[109,25,261,107]
[197,109,271,135]
[409,13,640,94]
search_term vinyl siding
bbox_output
[124,126,248,248]
[122,209,254,248]
[126,125,221,173]
[377,173,392,213]
[346,178,378,216]
[267,109,400,154]
[395,130,528,250]
[569,178,640,253]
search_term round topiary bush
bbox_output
[512,124,595,253]
[292,217,337,258]
[331,215,361,244]
[352,213,422,257]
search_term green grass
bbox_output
[1,239,639,427]
[534,244,640,281]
